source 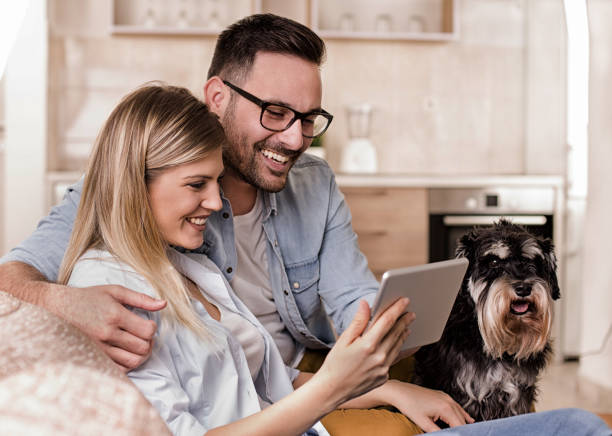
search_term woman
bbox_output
[57,83,411,436]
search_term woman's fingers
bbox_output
[413,417,442,433]
[365,298,413,345]
[386,383,473,434]
[321,298,413,402]
[434,393,473,428]
[336,300,371,346]
[457,403,475,424]
[445,399,473,425]
[438,405,470,428]
[381,316,412,365]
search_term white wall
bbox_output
[0,76,5,255]
[322,0,566,175]
[2,0,48,254]
[578,0,612,389]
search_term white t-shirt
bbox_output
[214,301,265,380]
[231,192,297,365]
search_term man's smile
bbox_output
[261,148,290,164]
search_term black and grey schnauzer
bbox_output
[414,219,560,422]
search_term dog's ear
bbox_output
[455,229,478,260]
[538,237,561,300]
[496,218,513,228]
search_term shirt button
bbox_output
[293,282,300,289]
[226,267,233,274]
[274,240,278,246]
[283,290,289,296]
[222,212,229,219]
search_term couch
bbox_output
[0,290,171,435]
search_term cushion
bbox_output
[0,290,171,435]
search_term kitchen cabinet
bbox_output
[311,0,458,41]
[110,0,458,41]
[111,0,255,35]
[110,0,309,35]
[341,187,428,279]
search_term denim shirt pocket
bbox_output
[285,258,321,320]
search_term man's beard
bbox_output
[222,109,303,193]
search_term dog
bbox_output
[413,219,560,422]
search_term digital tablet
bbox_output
[370,258,469,350]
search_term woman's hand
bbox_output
[312,298,414,406]
[382,380,474,432]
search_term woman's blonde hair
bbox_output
[58,83,226,341]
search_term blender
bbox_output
[340,103,378,173]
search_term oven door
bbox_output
[429,214,554,262]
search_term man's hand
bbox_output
[0,261,166,371]
[53,284,167,371]
[383,380,474,432]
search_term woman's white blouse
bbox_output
[68,248,328,436]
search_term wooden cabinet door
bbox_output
[341,187,428,279]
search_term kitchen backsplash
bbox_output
[47,0,566,176]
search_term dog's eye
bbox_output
[489,258,500,267]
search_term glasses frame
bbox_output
[223,80,333,139]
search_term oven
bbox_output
[429,187,555,262]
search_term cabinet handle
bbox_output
[442,215,547,226]
[356,230,389,237]
[344,188,389,197]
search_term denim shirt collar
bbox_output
[261,190,278,221]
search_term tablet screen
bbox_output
[370,258,468,350]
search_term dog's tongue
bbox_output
[511,302,529,314]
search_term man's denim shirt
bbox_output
[1,154,378,353]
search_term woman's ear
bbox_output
[203,76,230,117]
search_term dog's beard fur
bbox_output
[470,277,553,360]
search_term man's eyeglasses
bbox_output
[223,81,333,139]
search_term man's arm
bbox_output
[0,261,165,369]
[0,181,165,369]
[316,173,379,334]
[318,176,420,363]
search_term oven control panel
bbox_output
[429,187,555,214]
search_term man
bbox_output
[2,14,603,436]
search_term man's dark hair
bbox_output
[207,14,326,83]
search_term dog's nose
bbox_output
[515,284,532,297]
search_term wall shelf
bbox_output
[311,0,458,42]
[110,25,223,36]
[314,30,457,42]
[110,0,459,42]
[110,0,254,36]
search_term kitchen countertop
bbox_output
[47,170,566,190]
[335,173,565,188]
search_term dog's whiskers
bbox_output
[468,277,487,302]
